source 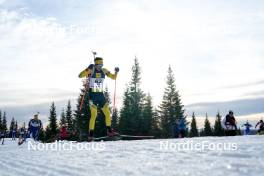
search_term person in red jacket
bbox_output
[60,124,68,140]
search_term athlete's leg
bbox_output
[101,103,111,127]
[89,102,98,132]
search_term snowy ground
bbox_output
[0,136,264,176]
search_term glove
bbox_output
[115,67,119,73]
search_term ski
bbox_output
[119,135,154,140]
[92,134,154,142]
[93,135,122,142]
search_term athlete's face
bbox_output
[95,64,103,70]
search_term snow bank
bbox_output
[0,136,264,176]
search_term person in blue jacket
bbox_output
[28,114,43,141]
[241,121,252,135]
[178,117,186,138]
[11,124,17,140]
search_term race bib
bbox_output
[89,78,104,92]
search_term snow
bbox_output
[0,136,264,176]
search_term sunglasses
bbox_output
[95,64,103,68]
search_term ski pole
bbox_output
[113,78,117,109]
[79,80,89,111]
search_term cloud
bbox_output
[0,8,87,102]
[243,90,264,97]
[186,98,264,117]
[0,86,78,106]
[217,79,264,90]
[0,99,72,126]
[1,0,264,118]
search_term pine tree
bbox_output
[60,108,66,127]
[2,112,7,131]
[45,126,52,142]
[189,112,198,137]
[158,66,185,138]
[119,88,133,134]
[204,113,213,136]
[119,58,145,135]
[199,129,205,136]
[74,82,90,141]
[15,121,18,134]
[9,117,15,131]
[38,128,45,142]
[66,100,73,132]
[150,109,162,138]
[0,110,2,130]
[48,102,58,138]
[214,112,225,136]
[141,93,154,135]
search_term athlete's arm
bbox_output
[103,68,118,80]
[78,64,93,78]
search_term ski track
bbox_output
[0,136,264,176]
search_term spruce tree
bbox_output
[15,121,18,134]
[119,58,145,135]
[45,126,52,142]
[38,128,45,142]
[150,109,162,138]
[0,110,2,130]
[141,93,154,135]
[119,88,133,134]
[2,112,7,131]
[9,117,15,132]
[199,129,205,136]
[60,108,66,127]
[214,112,225,136]
[74,83,90,141]
[189,112,198,137]
[48,102,58,137]
[204,113,213,136]
[158,66,185,138]
[66,100,73,132]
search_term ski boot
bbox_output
[107,127,119,137]
[88,130,94,142]
[18,139,24,145]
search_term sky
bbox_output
[0,0,264,126]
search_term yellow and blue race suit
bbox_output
[78,64,117,131]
